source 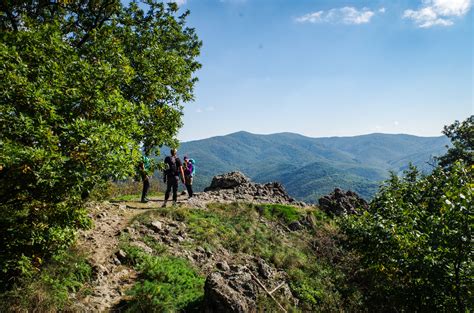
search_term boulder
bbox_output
[205,172,251,191]
[204,269,258,313]
[318,188,368,216]
[200,172,304,206]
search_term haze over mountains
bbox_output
[163,131,450,202]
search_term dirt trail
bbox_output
[73,196,189,312]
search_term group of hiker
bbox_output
[138,148,195,206]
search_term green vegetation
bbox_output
[0,248,92,312]
[120,237,204,312]
[0,0,200,286]
[137,203,359,311]
[258,203,303,223]
[340,116,473,312]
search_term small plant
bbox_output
[257,204,303,224]
[120,244,204,312]
[0,248,92,312]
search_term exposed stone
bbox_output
[318,188,368,216]
[115,249,127,263]
[205,172,251,191]
[150,221,163,232]
[288,221,303,231]
[204,270,257,313]
[197,172,305,207]
[216,261,230,272]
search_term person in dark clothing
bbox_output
[162,148,185,207]
[183,156,194,198]
[139,156,151,203]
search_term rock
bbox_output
[205,172,251,191]
[216,261,230,272]
[256,259,272,279]
[288,221,303,231]
[318,188,368,216]
[204,270,258,313]
[115,249,127,263]
[150,221,163,232]
[198,172,301,206]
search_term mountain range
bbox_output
[159,131,450,202]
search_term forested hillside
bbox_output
[165,132,449,201]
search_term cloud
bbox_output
[174,0,187,6]
[296,7,377,25]
[379,8,386,13]
[403,0,472,28]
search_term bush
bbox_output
[341,162,472,311]
[121,244,204,312]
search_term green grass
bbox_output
[0,247,92,312]
[129,202,351,311]
[119,238,204,312]
[111,192,164,202]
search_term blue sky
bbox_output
[171,0,473,141]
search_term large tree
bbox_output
[0,0,201,284]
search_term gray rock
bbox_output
[205,172,251,191]
[216,261,230,272]
[318,188,368,216]
[116,249,127,263]
[288,221,303,231]
[204,271,257,313]
[150,221,163,232]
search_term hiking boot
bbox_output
[161,201,167,208]
[141,199,148,203]
[172,201,178,207]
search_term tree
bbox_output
[0,0,201,285]
[340,119,473,311]
[437,115,473,167]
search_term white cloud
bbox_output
[174,0,187,6]
[379,7,386,13]
[296,7,377,25]
[403,0,472,28]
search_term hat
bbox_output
[184,156,188,160]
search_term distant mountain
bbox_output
[158,132,450,202]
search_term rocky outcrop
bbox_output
[205,172,251,191]
[318,188,368,216]
[199,172,305,206]
[204,261,293,313]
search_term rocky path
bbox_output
[73,196,190,312]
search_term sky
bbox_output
[170,0,473,141]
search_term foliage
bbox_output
[258,203,303,224]
[341,162,472,311]
[0,248,92,312]
[120,242,204,312]
[0,0,200,284]
[140,203,357,311]
[437,115,473,168]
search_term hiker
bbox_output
[139,155,151,203]
[163,148,185,207]
[183,156,194,198]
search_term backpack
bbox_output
[166,156,178,176]
[189,159,196,176]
